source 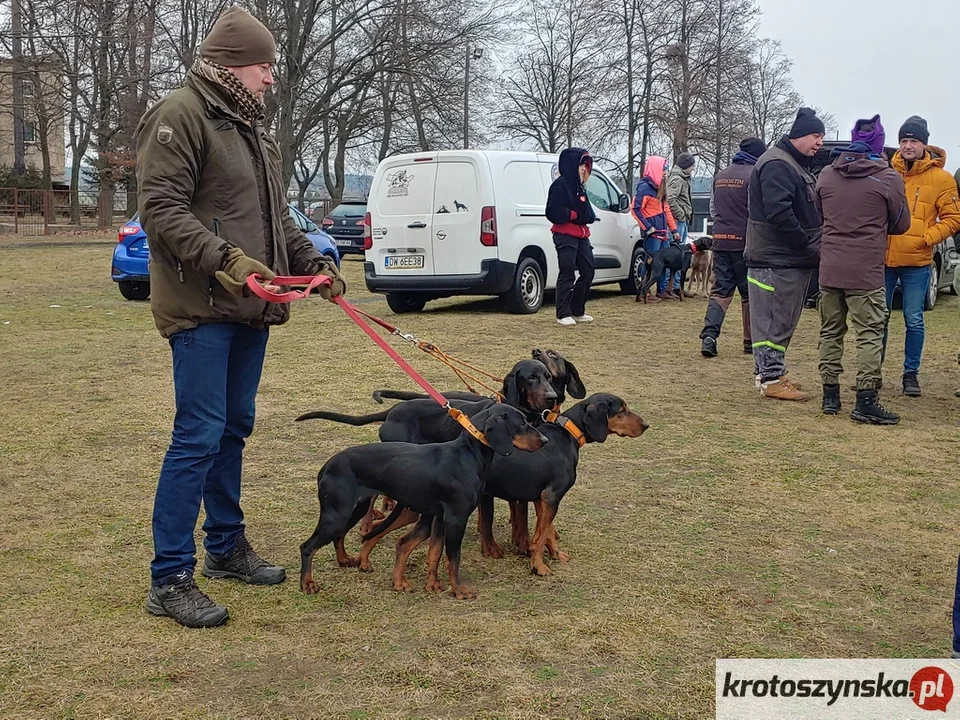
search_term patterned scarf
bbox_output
[193,57,265,126]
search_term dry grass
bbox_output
[2,236,960,720]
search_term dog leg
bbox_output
[543,516,568,563]
[299,513,341,594]
[391,517,431,593]
[477,495,504,558]
[443,518,475,600]
[358,506,420,572]
[359,497,377,536]
[425,517,445,592]
[511,501,531,556]
[529,500,559,576]
[334,537,360,568]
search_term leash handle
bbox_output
[246,273,331,303]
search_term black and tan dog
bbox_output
[364,393,648,576]
[371,348,586,408]
[299,404,547,599]
[637,236,713,303]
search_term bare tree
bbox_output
[739,38,801,146]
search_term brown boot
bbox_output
[760,376,810,401]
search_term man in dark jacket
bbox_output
[816,140,910,423]
[745,107,825,401]
[699,137,766,357]
[136,6,346,628]
[546,147,597,325]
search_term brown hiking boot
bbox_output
[782,374,804,391]
[656,292,675,301]
[760,377,810,401]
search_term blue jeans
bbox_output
[673,221,688,289]
[643,236,670,294]
[882,265,929,375]
[151,322,269,584]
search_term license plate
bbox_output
[384,255,424,269]
[334,238,353,247]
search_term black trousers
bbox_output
[700,250,750,341]
[553,233,596,319]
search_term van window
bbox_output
[376,163,437,216]
[434,162,479,215]
[503,161,545,208]
[585,172,615,211]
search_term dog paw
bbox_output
[392,578,414,593]
[452,586,477,600]
[549,550,569,563]
[530,562,552,576]
[359,559,374,573]
[425,577,444,593]
[337,556,361,568]
[481,541,505,559]
[301,578,320,595]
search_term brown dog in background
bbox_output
[687,246,714,298]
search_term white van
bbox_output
[362,150,646,314]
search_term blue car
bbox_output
[111,204,341,300]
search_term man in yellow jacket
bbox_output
[883,116,960,396]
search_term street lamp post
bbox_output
[464,44,483,150]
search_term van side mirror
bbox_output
[618,193,630,212]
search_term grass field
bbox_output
[2,236,960,719]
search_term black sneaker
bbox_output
[146,570,229,628]
[851,390,900,425]
[822,384,841,415]
[701,336,718,358]
[902,373,921,397]
[202,534,286,585]
[743,340,753,355]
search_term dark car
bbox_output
[111,205,341,301]
[321,200,367,255]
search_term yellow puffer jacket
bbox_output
[886,146,960,267]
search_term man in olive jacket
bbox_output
[137,6,346,629]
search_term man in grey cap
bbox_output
[135,5,347,628]
[667,152,696,295]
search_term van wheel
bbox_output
[503,257,544,314]
[620,246,646,295]
[386,293,427,314]
[118,281,150,301]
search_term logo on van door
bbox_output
[386,170,414,198]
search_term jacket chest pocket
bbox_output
[209,123,251,190]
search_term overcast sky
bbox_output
[757,0,959,172]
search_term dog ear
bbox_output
[582,400,610,443]
[564,359,586,399]
[502,370,522,408]
[482,412,515,456]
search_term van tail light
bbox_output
[362,212,372,250]
[480,206,497,246]
[118,225,139,242]
[321,218,334,227]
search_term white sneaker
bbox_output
[573,314,593,323]
[557,317,576,326]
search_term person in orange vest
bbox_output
[631,156,681,302]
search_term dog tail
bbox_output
[371,389,428,404]
[295,408,391,425]
[362,504,407,541]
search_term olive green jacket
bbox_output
[135,71,323,337]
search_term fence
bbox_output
[0,188,137,236]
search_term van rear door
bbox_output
[431,158,491,275]
[368,157,438,275]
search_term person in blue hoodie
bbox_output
[546,148,597,325]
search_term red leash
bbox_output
[246,274,449,407]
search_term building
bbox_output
[0,57,66,183]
